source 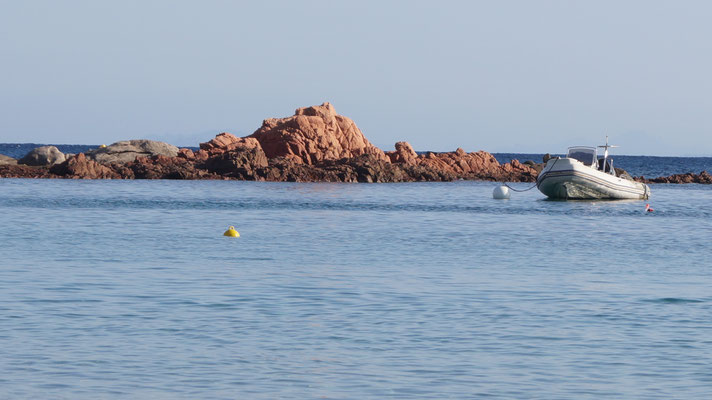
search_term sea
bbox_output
[1,144,712,399]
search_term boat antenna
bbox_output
[597,135,619,174]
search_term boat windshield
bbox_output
[567,147,596,166]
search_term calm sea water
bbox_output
[1,179,711,399]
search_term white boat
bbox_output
[536,138,650,200]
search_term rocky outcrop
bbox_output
[199,133,262,156]
[18,146,66,166]
[0,154,18,165]
[203,146,269,180]
[87,140,179,164]
[50,153,120,179]
[522,160,544,174]
[386,141,418,165]
[255,154,445,183]
[637,171,712,184]
[387,145,539,182]
[249,102,388,165]
[12,102,695,184]
[615,168,633,181]
[120,155,217,179]
[416,148,502,178]
[0,164,55,178]
[0,138,538,183]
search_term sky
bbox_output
[1,1,711,156]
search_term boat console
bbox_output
[567,146,597,167]
[567,146,615,176]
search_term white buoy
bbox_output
[493,185,511,199]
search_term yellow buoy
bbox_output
[100,144,107,148]
[223,226,240,237]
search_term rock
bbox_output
[0,164,54,178]
[18,146,66,166]
[642,170,712,184]
[126,154,219,180]
[50,153,120,179]
[87,140,179,164]
[523,160,544,174]
[499,159,539,182]
[199,133,263,156]
[249,102,389,165]
[203,146,269,180]
[340,154,410,183]
[0,154,18,165]
[386,141,418,165]
[257,154,415,183]
[413,150,537,182]
[614,167,633,181]
[416,149,498,176]
[177,148,195,160]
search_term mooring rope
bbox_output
[501,157,555,193]
[503,182,538,192]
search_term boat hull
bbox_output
[537,158,650,200]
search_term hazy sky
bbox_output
[1,1,711,155]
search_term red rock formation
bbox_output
[638,170,712,184]
[203,147,269,180]
[0,164,54,178]
[416,148,501,177]
[385,143,538,182]
[199,133,262,156]
[498,159,539,182]
[0,104,553,183]
[177,148,195,160]
[50,153,120,179]
[126,155,219,180]
[249,102,388,165]
[386,141,418,165]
